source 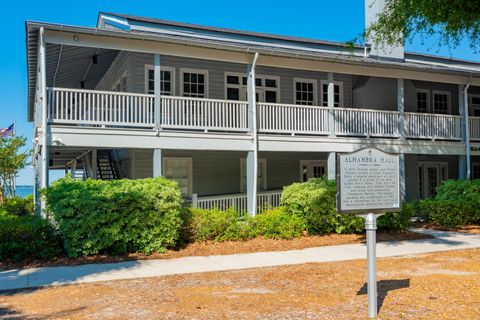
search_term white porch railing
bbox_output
[46,87,467,142]
[258,103,329,135]
[193,190,282,213]
[334,108,400,137]
[161,96,249,132]
[47,87,155,127]
[470,117,480,141]
[405,112,462,140]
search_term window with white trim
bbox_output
[320,81,343,107]
[416,89,430,113]
[300,160,327,182]
[181,69,208,98]
[163,157,193,197]
[469,94,480,117]
[240,158,267,192]
[294,78,317,105]
[145,65,175,95]
[418,162,448,199]
[225,73,279,103]
[473,163,480,180]
[432,91,450,114]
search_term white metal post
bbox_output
[327,72,335,137]
[397,80,406,201]
[365,213,378,319]
[153,148,162,177]
[154,54,161,133]
[39,27,48,217]
[246,53,259,216]
[327,152,336,180]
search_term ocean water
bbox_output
[15,185,34,198]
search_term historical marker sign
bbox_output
[337,148,401,214]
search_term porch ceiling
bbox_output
[48,147,91,169]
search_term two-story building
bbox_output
[26,2,480,215]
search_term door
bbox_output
[419,163,447,199]
[163,157,193,197]
[300,160,327,182]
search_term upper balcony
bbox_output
[45,87,480,142]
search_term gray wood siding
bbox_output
[95,51,135,92]
[127,53,352,107]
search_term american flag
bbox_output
[0,123,14,137]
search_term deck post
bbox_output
[39,27,49,217]
[459,83,471,179]
[327,72,335,137]
[327,152,336,180]
[91,148,97,179]
[397,79,406,201]
[154,54,161,133]
[153,148,162,177]
[246,52,259,216]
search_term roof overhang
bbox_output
[26,19,480,122]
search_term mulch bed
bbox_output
[413,222,480,234]
[0,230,431,271]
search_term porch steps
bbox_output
[96,150,119,180]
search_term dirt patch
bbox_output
[2,249,480,319]
[0,231,431,270]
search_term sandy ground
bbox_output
[0,231,430,270]
[1,248,480,319]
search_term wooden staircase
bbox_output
[96,150,120,180]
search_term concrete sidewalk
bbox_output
[2,228,480,291]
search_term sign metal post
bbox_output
[336,148,401,319]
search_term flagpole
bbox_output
[13,120,16,197]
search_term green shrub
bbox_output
[419,199,474,228]
[44,176,183,257]
[252,207,305,239]
[189,207,253,241]
[0,214,63,262]
[281,178,363,234]
[377,202,415,231]
[1,195,34,216]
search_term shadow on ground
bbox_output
[357,279,410,313]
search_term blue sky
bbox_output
[1,0,478,185]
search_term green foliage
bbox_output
[418,179,480,228]
[0,135,30,204]
[281,178,364,234]
[44,176,183,257]
[366,0,480,52]
[1,195,34,216]
[189,207,254,242]
[377,202,415,231]
[0,213,63,262]
[252,207,305,239]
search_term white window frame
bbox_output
[469,94,480,116]
[293,78,318,105]
[472,162,480,180]
[299,160,327,182]
[320,80,344,107]
[416,89,430,113]
[224,72,280,103]
[180,68,209,98]
[432,90,451,114]
[162,157,193,197]
[418,161,448,199]
[144,65,176,95]
[240,158,267,192]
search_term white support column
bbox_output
[91,148,97,180]
[458,84,467,180]
[460,84,472,179]
[247,53,259,216]
[327,72,335,137]
[397,78,406,202]
[39,27,48,217]
[327,152,336,180]
[153,148,162,177]
[154,54,161,133]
